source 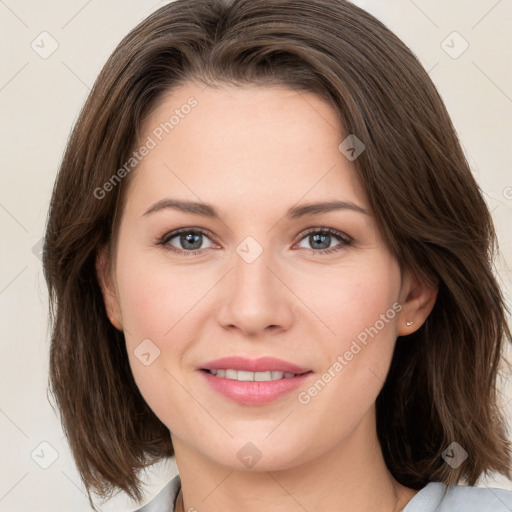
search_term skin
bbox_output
[97,81,437,512]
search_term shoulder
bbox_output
[404,481,512,512]
[134,474,181,512]
[440,483,512,511]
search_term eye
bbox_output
[295,227,352,254]
[157,226,353,256]
[158,228,217,255]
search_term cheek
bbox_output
[293,257,400,345]
[292,265,401,440]
[115,246,204,344]
[113,247,190,399]
[344,274,399,341]
[115,269,193,428]
[300,257,401,408]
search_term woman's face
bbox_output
[100,81,427,471]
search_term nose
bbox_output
[216,245,295,337]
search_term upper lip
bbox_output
[200,356,311,374]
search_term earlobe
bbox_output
[95,246,123,331]
[397,269,438,336]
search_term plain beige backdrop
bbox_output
[0,0,511,510]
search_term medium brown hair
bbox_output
[43,0,512,507]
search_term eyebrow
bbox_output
[142,198,370,219]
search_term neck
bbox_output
[171,407,418,512]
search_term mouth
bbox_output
[201,368,311,381]
[198,356,314,405]
[199,368,313,405]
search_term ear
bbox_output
[95,245,123,331]
[397,267,438,336]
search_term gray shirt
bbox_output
[135,474,512,511]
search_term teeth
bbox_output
[237,370,254,381]
[255,371,272,381]
[225,369,238,380]
[208,369,298,381]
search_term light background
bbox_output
[0,0,511,510]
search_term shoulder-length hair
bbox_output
[42,0,512,506]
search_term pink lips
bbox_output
[199,356,313,406]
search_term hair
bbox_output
[42,0,512,507]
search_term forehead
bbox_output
[126,81,367,215]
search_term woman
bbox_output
[42,1,512,511]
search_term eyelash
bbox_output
[156,227,353,256]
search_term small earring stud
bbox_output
[406,321,414,326]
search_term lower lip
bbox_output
[200,370,313,405]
